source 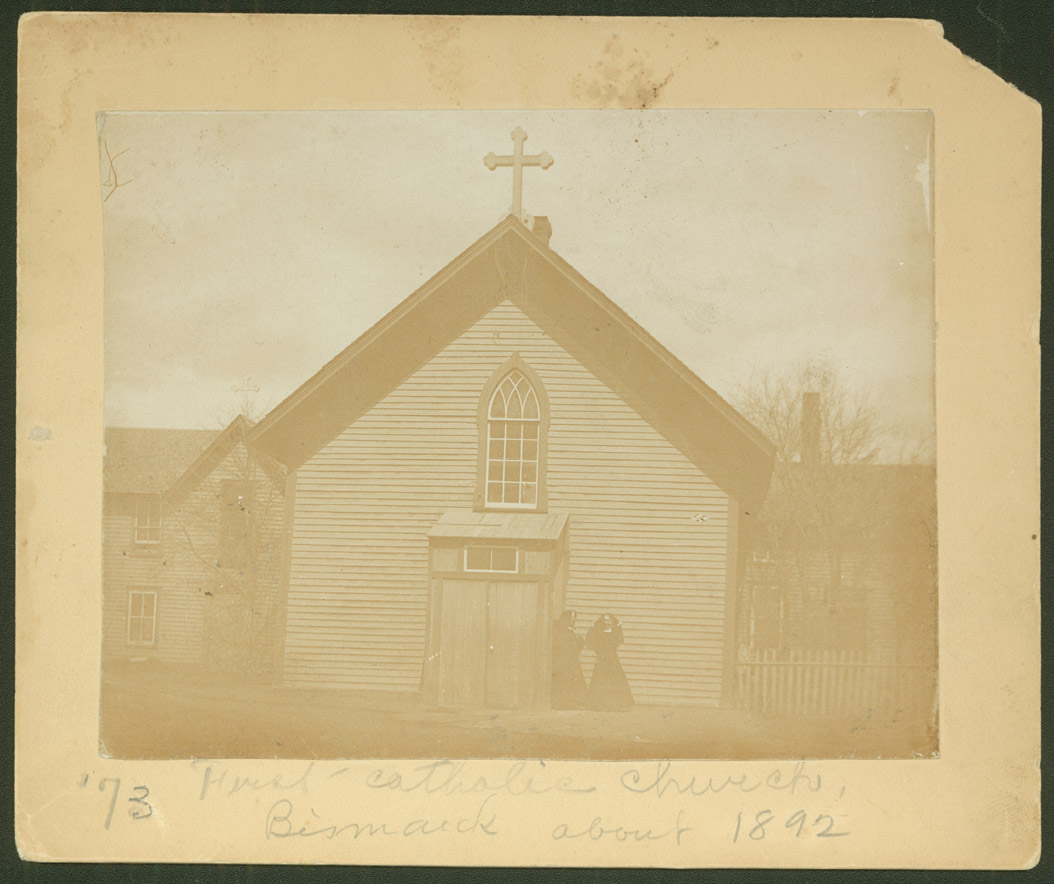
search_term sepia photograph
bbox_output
[98,109,938,761]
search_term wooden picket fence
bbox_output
[735,647,929,720]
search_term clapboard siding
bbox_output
[102,495,204,664]
[102,504,167,659]
[285,300,733,704]
[102,443,284,671]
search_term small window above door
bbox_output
[464,546,519,573]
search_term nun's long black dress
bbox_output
[551,612,586,709]
[586,617,634,710]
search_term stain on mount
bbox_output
[574,35,675,108]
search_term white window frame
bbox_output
[463,546,520,574]
[134,495,162,547]
[127,589,158,647]
[484,371,541,510]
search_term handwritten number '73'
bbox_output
[97,778,153,830]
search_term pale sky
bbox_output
[100,109,934,452]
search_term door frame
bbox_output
[422,536,566,708]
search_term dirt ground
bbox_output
[99,661,937,761]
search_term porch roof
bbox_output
[427,508,568,543]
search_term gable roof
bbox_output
[164,414,286,503]
[249,215,775,508]
[103,427,219,494]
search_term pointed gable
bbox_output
[166,414,285,504]
[249,216,773,508]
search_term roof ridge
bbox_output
[247,215,774,505]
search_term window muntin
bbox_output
[464,546,519,573]
[134,496,161,546]
[485,370,540,508]
[127,590,157,646]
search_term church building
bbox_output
[249,130,774,707]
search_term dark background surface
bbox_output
[3,0,1050,881]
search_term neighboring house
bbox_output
[740,462,937,665]
[249,214,774,708]
[102,416,286,676]
[734,394,938,720]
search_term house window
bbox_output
[464,546,519,573]
[127,590,157,646]
[485,370,541,508]
[134,495,161,546]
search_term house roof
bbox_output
[105,417,287,500]
[427,509,569,543]
[249,215,775,508]
[756,461,937,544]
[103,427,219,494]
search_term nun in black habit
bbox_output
[550,610,586,709]
[586,613,634,710]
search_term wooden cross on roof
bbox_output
[232,376,260,418]
[483,127,554,222]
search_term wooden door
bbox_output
[437,579,487,706]
[435,577,542,708]
[485,581,540,708]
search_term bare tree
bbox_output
[210,413,285,679]
[734,362,888,468]
[165,382,285,680]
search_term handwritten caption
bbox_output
[81,759,850,845]
[78,774,153,830]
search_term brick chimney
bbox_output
[801,391,821,468]
[527,215,552,248]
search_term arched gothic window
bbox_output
[477,358,548,511]
[486,370,540,507]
